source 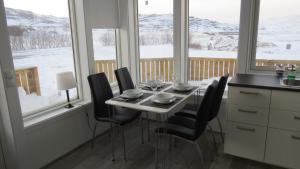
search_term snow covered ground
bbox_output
[15,41,300,115]
[6,7,300,116]
[13,47,78,116]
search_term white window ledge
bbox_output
[23,100,91,131]
[23,86,120,132]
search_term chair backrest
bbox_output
[195,81,218,126]
[87,73,113,118]
[208,74,229,121]
[114,67,135,94]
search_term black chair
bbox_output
[175,74,229,144]
[115,67,151,141]
[155,82,218,169]
[114,67,135,94]
[87,72,143,161]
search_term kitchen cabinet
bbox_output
[225,74,300,169]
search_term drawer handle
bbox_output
[236,126,255,132]
[238,109,257,114]
[240,91,260,95]
[294,116,300,120]
[291,135,300,140]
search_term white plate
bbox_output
[151,93,176,104]
[173,83,193,91]
[121,89,143,99]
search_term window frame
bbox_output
[186,0,242,82]
[3,0,84,118]
[247,0,300,74]
[134,0,244,84]
[91,28,121,87]
[132,0,300,86]
[248,0,275,72]
[135,0,186,83]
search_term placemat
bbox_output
[141,83,171,91]
[164,86,198,95]
[111,93,153,104]
[140,97,183,109]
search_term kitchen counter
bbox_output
[228,74,300,92]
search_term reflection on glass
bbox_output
[138,0,174,82]
[188,0,240,85]
[92,29,117,84]
[255,0,300,67]
[4,0,78,116]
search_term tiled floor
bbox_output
[43,121,284,169]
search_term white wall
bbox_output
[0,0,115,169]
[85,0,119,28]
[0,1,229,169]
[0,142,5,169]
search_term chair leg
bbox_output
[208,125,218,152]
[155,131,159,169]
[216,117,224,144]
[146,112,150,142]
[168,135,172,151]
[140,116,144,144]
[174,137,177,148]
[121,126,127,161]
[110,122,115,161]
[91,123,98,148]
[195,141,208,169]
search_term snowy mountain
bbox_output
[5,7,300,52]
[5,8,72,51]
[138,14,239,33]
[5,7,69,28]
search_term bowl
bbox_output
[173,83,192,91]
[151,93,176,104]
[122,89,143,98]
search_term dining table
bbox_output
[105,83,201,169]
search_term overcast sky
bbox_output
[4,0,69,17]
[139,0,300,24]
[4,0,300,23]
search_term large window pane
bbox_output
[188,0,240,85]
[92,29,117,85]
[138,0,174,82]
[253,0,300,69]
[4,0,78,116]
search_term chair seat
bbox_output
[156,123,198,140]
[96,107,141,126]
[168,114,196,129]
[183,103,198,111]
[156,115,207,141]
[175,103,198,119]
[175,111,197,119]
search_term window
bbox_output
[92,29,118,85]
[137,0,174,82]
[188,0,241,85]
[4,0,78,116]
[250,0,300,71]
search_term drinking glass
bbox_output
[149,81,158,92]
[157,75,164,88]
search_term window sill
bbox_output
[23,86,120,132]
[23,100,91,131]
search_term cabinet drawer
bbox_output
[224,122,267,161]
[228,104,269,126]
[228,87,271,108]
[269,109,300,131]
[265,128,300,169]
[271,90,300,112]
